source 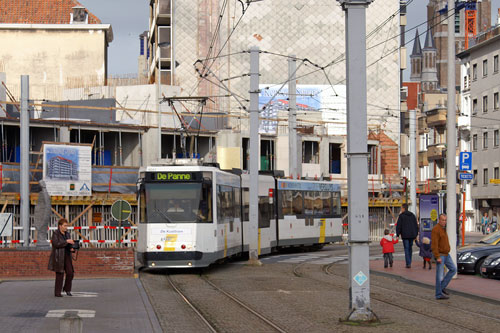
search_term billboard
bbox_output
[43,144,92,196]
[419,194,440,241]
[258,84,346,135]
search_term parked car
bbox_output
[476,230,500,246]
[480,252,500,279]
[457,245,500,274]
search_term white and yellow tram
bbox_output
[137,161,342,268]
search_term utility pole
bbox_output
[248,47,261,265]
[446,0,457,267]
[338,0,377,322]
[410,109,417,213]
[288,55,298,178]
[20,75,30,247]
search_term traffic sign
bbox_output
[459,173,473,180]
[111,200,131,221]
[459,152,472,171]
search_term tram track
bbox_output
[166,273,289,333]
[291,260,499,332]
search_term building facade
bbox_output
[0,0,113,101]
[458,25,500,229]
[148,0,402,187]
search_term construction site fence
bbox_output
[0,203,138,249]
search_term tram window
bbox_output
[139,188,146,223]
[242,188,249,221]
[333,192,341,216]
[258,196,271,228]
[234,187,241,220]
[322,192,332,216]
[292,191,303,215]
[304,191,314,215]
[281,190,294,216]
[313,191,323,216]
[217,185,234,224]
[145,182,206,223]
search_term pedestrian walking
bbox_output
[48,218,76,297]
[491,213,498,233]
[415,236,432,270]
[481,212,489,235]
[396,203,419,268]
[431,214,457,300]
[380,229,398,268]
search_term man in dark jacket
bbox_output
[396,203,419,268]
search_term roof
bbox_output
[410,29,422,57]
[0,0,101,24]
[423,27,436,50]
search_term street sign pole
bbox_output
[462,181,466,246]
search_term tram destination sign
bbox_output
[147,171,202,182]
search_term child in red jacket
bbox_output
[380,229,399,268]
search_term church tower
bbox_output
[410,29,423,82]
[421,27,438,92]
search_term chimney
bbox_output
[71,6,87,24]
[498,8,500,25]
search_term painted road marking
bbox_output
[46,309,96,318]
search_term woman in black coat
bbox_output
[48,218,75,297]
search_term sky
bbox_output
[81,0,500,78]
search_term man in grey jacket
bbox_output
[396,203,419,268]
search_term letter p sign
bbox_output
[460,152,472,171]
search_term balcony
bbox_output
[426,109,447,127]
[418,151,428,167]
[427,144,445,161]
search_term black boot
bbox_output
[428,262,432,270]
[423,260,426,269]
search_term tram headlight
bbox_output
[151,262,156,267]
[188,262,192,266]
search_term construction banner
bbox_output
[43,143,92,196]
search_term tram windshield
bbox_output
[144,182,212,223]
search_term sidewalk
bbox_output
[0,277,162,332]
[370,254,500,303]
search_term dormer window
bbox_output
[71,6,88,24]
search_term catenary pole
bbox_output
[446,0,457,269]
[248,47,261,264]
[288,55,298,178]
[337,0,377,322]
[410,109,417,214]
[20,75,30,247]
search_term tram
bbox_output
[136,160,342,268]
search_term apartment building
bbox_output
[457,24,500,227]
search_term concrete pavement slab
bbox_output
[0,278,161,333]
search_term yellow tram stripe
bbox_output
[319,218,326,243]
[258,228,261,255]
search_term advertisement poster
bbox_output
[419,194,439,240]
[43,144,92,196]
[258,84,346,135]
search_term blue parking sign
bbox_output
[459,152,472,171]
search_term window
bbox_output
[495,130,499,147]
[483,59,488,76]
[455,12,460,33]
[473,99,478,114]
[483,95,488,113]
[494,93,499,110]
[472,134,478,151]
[495,167,500,181]
[472,63,477,80]
[473,169,477,186]
[484,132,489,149]
[494,55,499,73]
[484,168,489,185]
